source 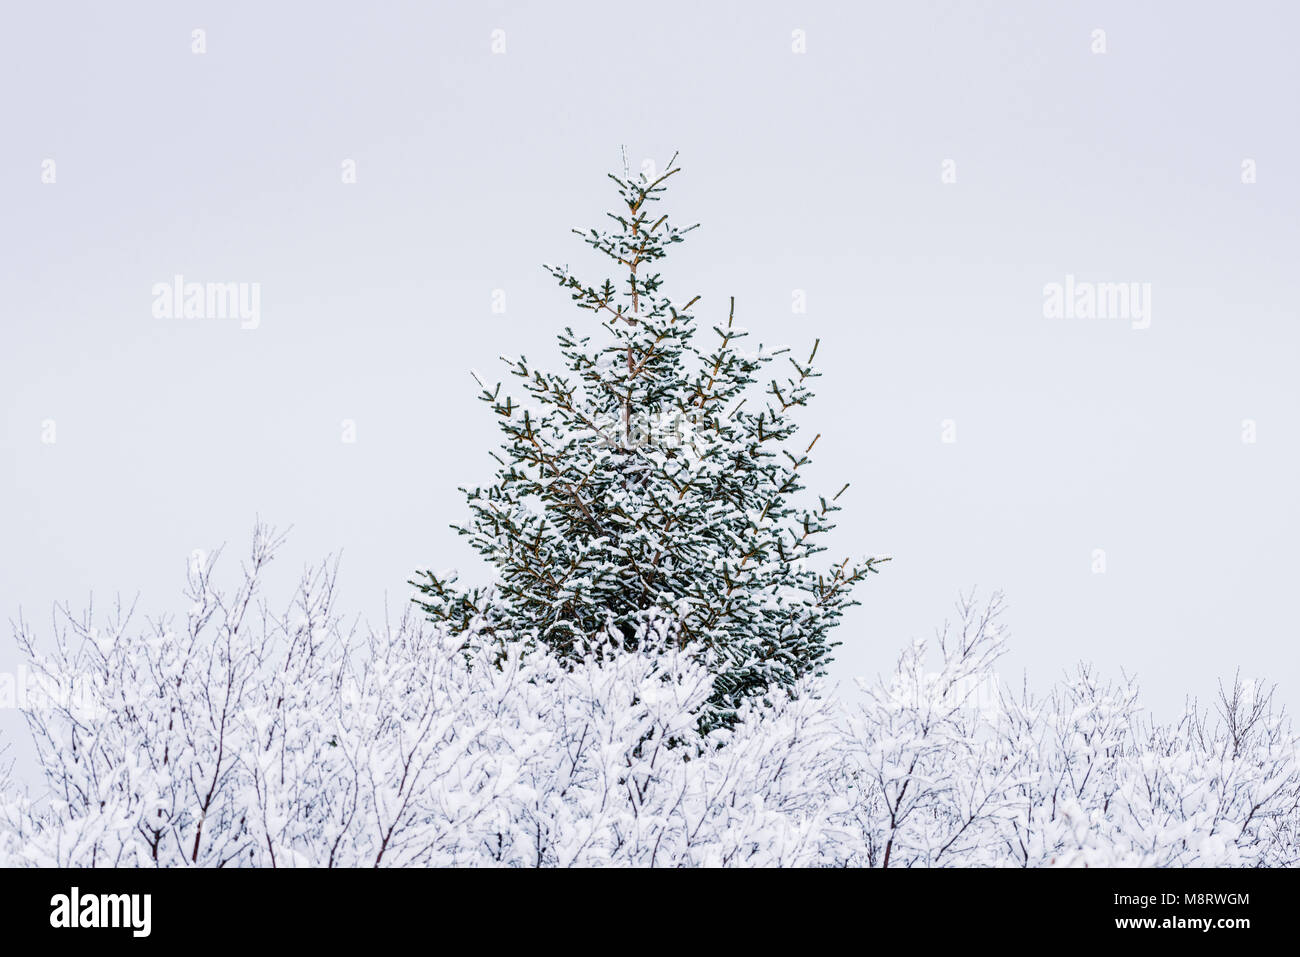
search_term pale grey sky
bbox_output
[2,2,1298,773]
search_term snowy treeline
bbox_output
[1,528,1296,867]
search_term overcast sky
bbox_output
[3,1,1298,773]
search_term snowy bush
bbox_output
[1,526,836,867]
[823,595,1300,867]
[1,529,1295,867]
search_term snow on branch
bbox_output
[1,537,1295,867]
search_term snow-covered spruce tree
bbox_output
[412,154,886,729]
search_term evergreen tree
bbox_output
[413,153,887,729]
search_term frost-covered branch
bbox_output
[3,540,1295,867]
